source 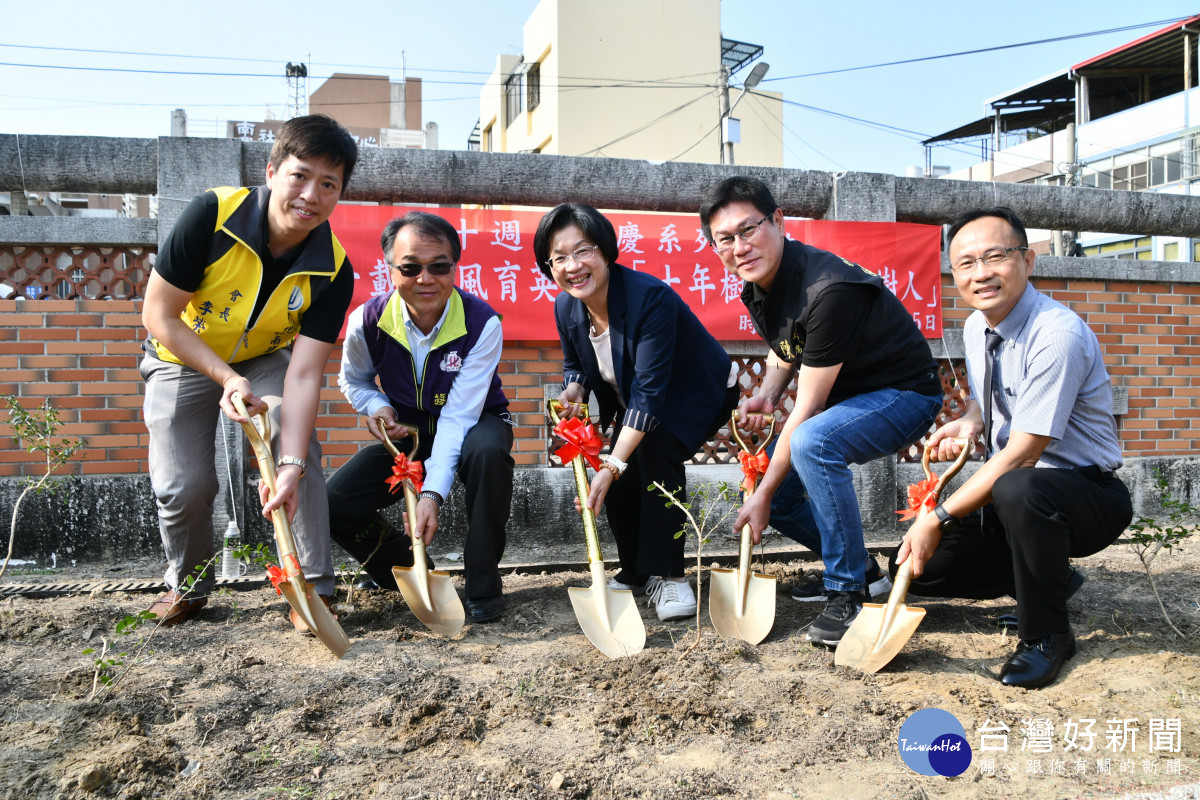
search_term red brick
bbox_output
[19,328,76,341]
[47,342,105,355]
[46,313,103,327]
[48,368,104,382]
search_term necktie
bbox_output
[982,329,1003,457]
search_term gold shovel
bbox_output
[834,438,972,673]
[709,411,777,644]
[549,400,646,660]
[378,421,466,638]
[231,393,349,659]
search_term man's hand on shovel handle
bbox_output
[897,513,943,578]
[261,463,301,524]
[737,394,777,435]
[221,375,264,423]
[402,497,440,545]
[368,409,413,444]
[733,489,771,545]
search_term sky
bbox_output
[2,1,1198,176]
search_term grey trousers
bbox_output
[140,349,334,595]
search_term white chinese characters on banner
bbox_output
[330,206,943,340]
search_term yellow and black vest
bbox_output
[151,186,348,364]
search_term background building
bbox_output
[229,72,437,151]
[925,14,1200,259]
[473,0,783,166]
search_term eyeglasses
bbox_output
[392,260,455,278]
[546,244,601,270]
[951,246,1027,273]
[710,214,773,254]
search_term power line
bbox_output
[576,92,713,156]
[767,17,1191,81]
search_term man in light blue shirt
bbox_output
[328,212,513,624]
[895,207,1131,689]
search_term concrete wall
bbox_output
[2,134,1199,566]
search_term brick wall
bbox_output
[2,274,1196,479]
[940,274,1200,456]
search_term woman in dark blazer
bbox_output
[534,203,738,621]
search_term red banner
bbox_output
[329,206,943,340]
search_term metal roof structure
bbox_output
[720,37,763,76]
[923,14,1200,147]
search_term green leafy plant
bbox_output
[86,557,216,701]
[1127,468,1196,637]
[1,396,86,581]
[651,479,739,659]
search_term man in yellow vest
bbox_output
[140,114,358,631]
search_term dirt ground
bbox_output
[1,542,1198,800]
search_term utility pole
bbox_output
[721,62,769,166]
[718,65,731,165]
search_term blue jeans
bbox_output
[767,388,942,593]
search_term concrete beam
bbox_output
[156,137,244,249]
[897,176,1200,238]
[240,143,837,218]
[0,135,156,195]
[0,217,157,246]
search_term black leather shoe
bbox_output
[1067,567,1085,600]
[999,629,1076,689]
[464,595,505,624]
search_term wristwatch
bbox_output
[276,456,307,477]
[601,454,628,481]
[933,503,959,532]
[420,490,444,508]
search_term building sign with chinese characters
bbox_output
[228,120,382,149]
[328,206,943,340]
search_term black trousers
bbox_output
[327,412,514,601]
[605,385,739,581]
[889,466,1131,640]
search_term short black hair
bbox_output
[533,203,619,279]
[380,212,461,264]
[946,206,1029,249]
[268,114,359,192]
[698,176,779,243]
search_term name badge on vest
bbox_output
[440,351,463,372]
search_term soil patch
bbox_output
[1,545,1198,799]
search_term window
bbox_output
[505,73,523,125]
[1083,236,1152,260]
[527,62,541,112]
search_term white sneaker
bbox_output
[607,575,662,596]
[648,578,696,621]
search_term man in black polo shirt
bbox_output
[700,176,943,647]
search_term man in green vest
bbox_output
[140,114,358,631]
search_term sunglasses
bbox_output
[391,261,455,278]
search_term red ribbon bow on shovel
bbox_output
[552,416,604,470]
[385,452,425,494]
[738,450,770,493]
[897,475,940,521]
[265,553,303,595]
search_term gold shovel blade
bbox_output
[392,565,466,639]
[567,582,646,659]
[709,567,777,645]
[834,601,925,673]
[279,581,350,659]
